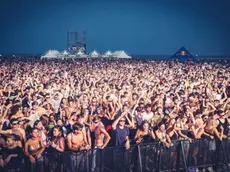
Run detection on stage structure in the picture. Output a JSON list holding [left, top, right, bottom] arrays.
[[67, 31, 86, 54], [169, 47, 198, 63]]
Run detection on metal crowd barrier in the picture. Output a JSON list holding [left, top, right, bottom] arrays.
[[1, 139, 230, 172]]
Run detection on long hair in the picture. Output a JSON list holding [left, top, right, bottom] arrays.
[[51, 125, 64, 138], [33, 120, 40, 128], [139, 120, 149, 131]]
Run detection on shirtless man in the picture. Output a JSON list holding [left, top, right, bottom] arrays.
[[91, 116, 111, 172], [91, 116, 110, 149], [65, 98, 78, 119], [66, 122, 90, 172], [31, 101, 46, 117], [0, 118, 26, 147], [67, 122, 89, 151]]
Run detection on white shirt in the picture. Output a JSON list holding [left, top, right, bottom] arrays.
[[142, 111, 154, 121], [215, 93, 222, 100], [53, 99, 61, 113]]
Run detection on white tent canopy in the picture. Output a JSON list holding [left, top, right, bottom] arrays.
[[61, 50, 70, 55], [41, 50, 60, 59], [113, 50, 132, 58], [102, 50, 113, 58], [59, 50, 70, 58], [89, 50, 100, 58], [75, 49, 86, 57]]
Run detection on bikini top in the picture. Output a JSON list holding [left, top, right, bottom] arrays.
[[28, 142, 41, 152], [157, 130, 166, 141]]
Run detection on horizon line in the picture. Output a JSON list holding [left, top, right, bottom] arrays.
[[0, 52, 230, 57]]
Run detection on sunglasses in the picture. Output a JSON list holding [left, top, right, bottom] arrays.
[[12, 123, 18, 125], [74, 128, 82, 131]]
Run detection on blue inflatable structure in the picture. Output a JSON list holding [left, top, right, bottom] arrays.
[[170, 47, 198, 63]]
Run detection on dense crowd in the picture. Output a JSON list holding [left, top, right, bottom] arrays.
[[0, 59, 230, 172]]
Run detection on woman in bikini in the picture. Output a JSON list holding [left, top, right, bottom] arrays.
[[134, 120, 156, 144], [190, 118, 204, 171], [203, 116, 224, 172], [175, 116, 192, 163], [155, 121, 173, 171], [25, 128, 45, 172], [166, 118, 180, 171], [155, 122, 172, 148], [34, 120, 47, 146], [46, 125, 65, 172]]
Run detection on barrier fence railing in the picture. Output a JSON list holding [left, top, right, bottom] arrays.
[[1, 139, 230, 172]]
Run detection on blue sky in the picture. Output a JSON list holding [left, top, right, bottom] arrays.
[[0, 0, 230, 56]]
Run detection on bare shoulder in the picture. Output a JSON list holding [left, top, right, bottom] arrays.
[[60, 137, 65, 141], [26, 138, 32, 144], [66, 133, 72, 139]]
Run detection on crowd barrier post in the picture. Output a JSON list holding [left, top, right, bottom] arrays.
[[86, 150, 90, 172], [137, 144, 143, 172], [180, 140, 188, 172], [157, 143, 162, 172], [221, 141, 229, 172], [3, 139, 230, 172], [100, 148, 105, 172]]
